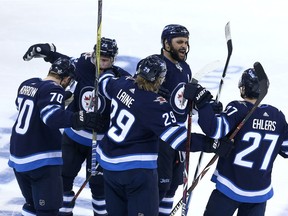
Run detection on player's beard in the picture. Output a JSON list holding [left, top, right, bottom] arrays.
[[170, 46, 187, 62]]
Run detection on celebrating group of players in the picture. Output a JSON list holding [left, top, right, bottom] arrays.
[[8, 24, 288, 216]]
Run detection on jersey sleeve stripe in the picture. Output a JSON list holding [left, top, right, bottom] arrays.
[[41, 104, 62, 124]]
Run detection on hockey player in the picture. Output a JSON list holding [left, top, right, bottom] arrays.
[[22, 38, 130, 216], [183, 67, 288, 216], [96, 54, 230, 216], [156, 24, 192, 215], [8, 57, 105, 216]]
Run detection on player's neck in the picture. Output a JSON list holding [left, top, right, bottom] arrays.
[[244, 98, 257, 104], [44, 75, 61, 85]]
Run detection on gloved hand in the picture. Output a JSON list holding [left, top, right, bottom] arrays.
[[183, 83, 212, 108], [23, 43, 56, 61], [209, 100, 223, 114], [72, 111, 110, 132], [158, 86, 170, 99], [211, 137, 234, 157]]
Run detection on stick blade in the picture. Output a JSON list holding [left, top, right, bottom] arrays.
[[192, 60, 221, 83], [225, 22, 233, 55], [253, 62, 269, 101]]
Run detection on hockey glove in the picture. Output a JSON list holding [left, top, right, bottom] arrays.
[[23, 43, 56, 61], [183, 83, 212, 108], [209, 100, 223, 114], [211, 137, 234, 157], [72, 111, 110, 132]]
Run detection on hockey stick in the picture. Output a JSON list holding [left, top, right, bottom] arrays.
[[186, 22, 233, 213], [170, 62, 269, 216], [91, 0, 103, 177], [181, 60, 221, 107], [215, 21, 233, 102], [193, 60, 221, 83], [180, 60, 221, 215], [70, 0, 103, 205], [181, 99, 193, 216]]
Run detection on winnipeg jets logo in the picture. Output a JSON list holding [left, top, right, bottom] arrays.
[[177, 91, 185, 106], [80, 86, 106, 113], [83, 92, 94, 111], [170, 82, 187, 114], [154, 96, 167, 104]]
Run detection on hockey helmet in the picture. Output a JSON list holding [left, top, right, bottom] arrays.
[[238, 68, 264, 99], [136, 55, 167, 82], [94, 37, 118, 58], [49, 57, 76, 79], [161, 24, 189, 45]]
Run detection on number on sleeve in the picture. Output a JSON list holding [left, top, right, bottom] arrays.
[[163, 111, 177, 126], [50, 92, 63, 103], [224, 105, 238, 116]]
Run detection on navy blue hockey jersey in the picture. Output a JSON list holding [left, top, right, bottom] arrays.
[[161, 56, 192, 124], [9, 78, 74, 172], [96, 73, 209, 171], [64, 53, 130, 146], [198, 100, 288, 203]]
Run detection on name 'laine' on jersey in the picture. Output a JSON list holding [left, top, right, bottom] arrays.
[[116, 89, 135, 108]]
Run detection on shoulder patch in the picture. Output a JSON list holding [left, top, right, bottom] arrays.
[[154, 96, 167, 105]]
